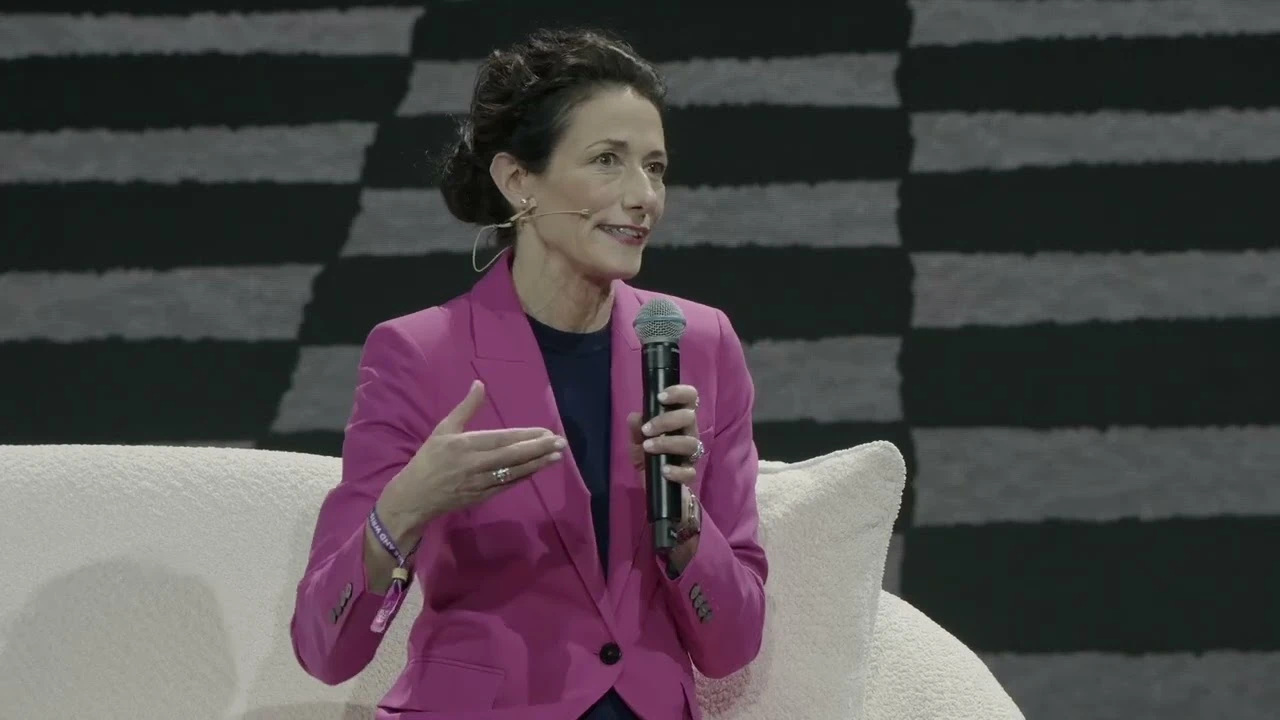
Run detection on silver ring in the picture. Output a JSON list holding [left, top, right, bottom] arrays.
[[491, 467, 511, 484], [687, 439, 706, 465]]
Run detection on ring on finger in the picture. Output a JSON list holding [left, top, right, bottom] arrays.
[[491, 466, 511, 484], [687, 439, 706, 465]]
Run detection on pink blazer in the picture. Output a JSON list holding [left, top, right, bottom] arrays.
[[290, 258, 768, 719]]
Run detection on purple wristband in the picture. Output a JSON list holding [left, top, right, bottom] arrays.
[[368, 507, 419, 565], [367, 507, 420, 633]]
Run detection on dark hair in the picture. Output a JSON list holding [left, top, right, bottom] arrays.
[[438, 28, 667, 243]]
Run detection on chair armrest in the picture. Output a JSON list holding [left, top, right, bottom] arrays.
[[862, 590, 1024, 720]]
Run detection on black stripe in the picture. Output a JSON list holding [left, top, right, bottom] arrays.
[[299, 248, 911, 345], [900, 517, 1280, 652], [901, 35, 1280, 112], [364, 107, 910, 188], [410, 0, 910, 60], [902, 320, 1280, 426], [0, 56, 409, 131], [900, 162, 1280, 252], [260, 421, 918, 531], [259, 430, 343, 457], [0, 183, 359, 271], [0, 341, 297, 443]]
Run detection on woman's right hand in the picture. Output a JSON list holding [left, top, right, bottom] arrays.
[[376, 380, 565, 530]]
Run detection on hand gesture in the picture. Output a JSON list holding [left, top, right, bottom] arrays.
[[380, 380, 565, 524]]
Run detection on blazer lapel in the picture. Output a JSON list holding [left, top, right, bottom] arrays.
[[466, 260, 611, 622], [605, 285, 648, 609]]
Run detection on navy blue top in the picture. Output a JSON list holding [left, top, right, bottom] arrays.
[[527, 315, 641, 720]]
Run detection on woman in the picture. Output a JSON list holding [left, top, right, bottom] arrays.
[[290, 28, 768, 720]]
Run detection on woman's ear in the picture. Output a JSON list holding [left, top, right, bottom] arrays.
[[489, 152, 529, 213]]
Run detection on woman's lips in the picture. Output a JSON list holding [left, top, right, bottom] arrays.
[[599, 224, 649, 246]]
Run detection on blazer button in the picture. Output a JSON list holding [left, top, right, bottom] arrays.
[[598, 642, 622, 665]]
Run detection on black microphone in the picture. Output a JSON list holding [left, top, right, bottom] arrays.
[[633, 298, 688, 553]]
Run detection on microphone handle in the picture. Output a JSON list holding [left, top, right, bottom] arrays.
[[642, 341, 683, 552]]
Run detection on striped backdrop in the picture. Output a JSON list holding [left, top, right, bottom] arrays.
[[3, 2, 1279, 717]]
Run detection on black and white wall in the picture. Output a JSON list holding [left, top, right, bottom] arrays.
[[3, 2, 1278, 717]]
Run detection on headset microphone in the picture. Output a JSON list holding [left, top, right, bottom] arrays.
[[471, 205, 594, 272], [524, 209, 592, 219]]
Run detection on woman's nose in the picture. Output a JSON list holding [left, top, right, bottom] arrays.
[[622, 168, 659, 213]]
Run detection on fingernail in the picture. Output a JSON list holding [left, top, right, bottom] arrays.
[[550, 451, 562, 461], [643, 439, 656, 451], [553, 437, 566, 449], [642, 423, 653, 435], [661, 465, 672, 477], [658, 391, 668, 402]]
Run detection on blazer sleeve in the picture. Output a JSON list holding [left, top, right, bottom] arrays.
[[655, 309, 769, 679], [290, 322, 437, 685]]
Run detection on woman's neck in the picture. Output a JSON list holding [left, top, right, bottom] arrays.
[[510, 240, 613, 333]]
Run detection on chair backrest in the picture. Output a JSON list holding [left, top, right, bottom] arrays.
[[1, 442, 1020, 720], [0, 444, 413, 719]]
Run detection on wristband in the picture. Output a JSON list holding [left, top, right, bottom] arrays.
[[367, 507, 421, 633]]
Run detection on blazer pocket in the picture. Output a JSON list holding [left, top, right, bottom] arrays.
[[381, 657, 505, 713]]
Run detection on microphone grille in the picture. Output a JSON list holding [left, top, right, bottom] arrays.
[[633, 298, 687, 344]]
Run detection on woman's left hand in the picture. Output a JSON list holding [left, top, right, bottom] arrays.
[[627, 384, 703, 484]]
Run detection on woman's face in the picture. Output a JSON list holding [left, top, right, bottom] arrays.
[[515, 86, 667, 282]]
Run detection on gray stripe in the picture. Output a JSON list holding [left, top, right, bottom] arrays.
[[983, 651, 1280, 720], [0, 124, 376, 183], [911, 0, 1280, 46], [272, 346, 363, 433], [911, 110, 1280, 173], [661, 53, 899, 108], [343, 182, 900, 256], [0, 9, 421, 58], [912, 427, 1280, 526], [397, 53, 899, 114], [0, 265, 320, 341], [271, 336, 902, 432], [746, 336, 902, 423], [912, 251, 1280, 327]]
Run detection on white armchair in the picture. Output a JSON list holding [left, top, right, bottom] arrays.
[[0, 444, 1021, 719]]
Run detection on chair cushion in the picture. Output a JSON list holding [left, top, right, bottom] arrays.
[[695, 440, 907, 720]]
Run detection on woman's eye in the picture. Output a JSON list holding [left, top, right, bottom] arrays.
[[595, 152, 619, 166], [647, 162, 667, 177]]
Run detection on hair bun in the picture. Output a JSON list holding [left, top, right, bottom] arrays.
[[439, 136, 489, 225]]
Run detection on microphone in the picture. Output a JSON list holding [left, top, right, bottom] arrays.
[[633, 298, 688, 553], [518, 207, 592, 221], [529, 208, 591, 218], [472, 206, 593, 272]]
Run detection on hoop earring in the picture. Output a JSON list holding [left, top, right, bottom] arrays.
[[472, 197, 535, 273]]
